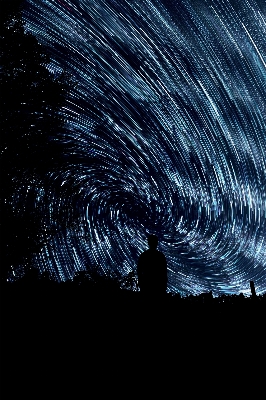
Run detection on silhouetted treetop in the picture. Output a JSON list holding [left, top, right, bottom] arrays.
[[0, 0, 73, 281], [1, 0, 70, 179]]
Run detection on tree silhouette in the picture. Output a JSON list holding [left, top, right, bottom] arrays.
[[0, 0, 73, 281]]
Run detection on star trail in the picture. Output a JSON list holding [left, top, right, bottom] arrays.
[[21, 0, 266, 296]]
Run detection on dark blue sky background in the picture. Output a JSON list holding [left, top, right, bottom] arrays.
[[21, 0, 266, 296]]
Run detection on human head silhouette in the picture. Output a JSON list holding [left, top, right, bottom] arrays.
[[148, 234, 158, 250]]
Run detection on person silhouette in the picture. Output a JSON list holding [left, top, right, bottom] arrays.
[[137, 234, 167, 296]]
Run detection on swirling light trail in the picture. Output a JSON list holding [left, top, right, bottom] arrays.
[[21, 0, 266, 296]]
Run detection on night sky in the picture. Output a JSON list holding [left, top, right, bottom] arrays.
[[20, 0, 266, 296]]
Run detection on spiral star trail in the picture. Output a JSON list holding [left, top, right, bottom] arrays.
[[20, 0, 266, 296]]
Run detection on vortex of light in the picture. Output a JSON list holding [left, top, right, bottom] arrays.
[[20, 0, 266, 296]]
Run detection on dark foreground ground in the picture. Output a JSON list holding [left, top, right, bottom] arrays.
[[1, 284, 265, 396]]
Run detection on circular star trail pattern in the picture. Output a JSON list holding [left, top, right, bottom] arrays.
[[22, 0, 266, 296]]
